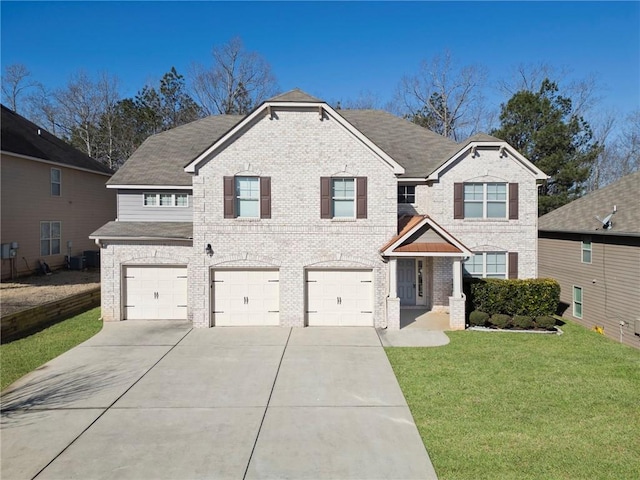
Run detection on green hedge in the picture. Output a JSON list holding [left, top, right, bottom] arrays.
[[468, 278, 560, 317]]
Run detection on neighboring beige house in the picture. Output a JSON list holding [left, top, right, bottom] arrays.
[[538, 171, 640, 348], [91, 89, 547, 330], [1, 105, 116, 280]]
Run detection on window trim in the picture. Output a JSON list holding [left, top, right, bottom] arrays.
[[51, 168, 61, 197], [40, 221, 61, 256], [463, 252, 508, 279], [462, 182, 507, 219], [573, 285, 583, 319], [581, 238, 592, 264], [235, 176, 260, 218], [331, 177, 356, 219], [397, 185, 416, 204], [143, 193, 189, 207]]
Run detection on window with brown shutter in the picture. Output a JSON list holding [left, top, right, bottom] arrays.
[[508, 252, 518, 279], [223, 176, 235, 218], [454, 183, 464, 219], [509, 183, 519, 220], [260, 177, 271, 219], [320, 177, 331, 218], [356, 177, 367, 219]]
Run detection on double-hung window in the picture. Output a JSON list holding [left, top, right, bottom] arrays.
[[463, 183, 506, 219], [581, 238, 592, 264], [397, 185, 416, 204], [573, 286, 583, 318], [51, 168, 61, 196], [463, 252, 507, 279], [40, 221, 61, 256], [236, 176, 260, 218], [143, 193, 189, 207], [332, 178, 355, 218]]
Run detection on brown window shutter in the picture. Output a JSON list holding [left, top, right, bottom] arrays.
[[320, 177, 331, 218], [260, 177, 271, 219], [508, 252, 518, 279], [223, 176, 235, 218], [454, 183, 464, 219], [509, 183, 519, 220], [356, 177, 368, 219]]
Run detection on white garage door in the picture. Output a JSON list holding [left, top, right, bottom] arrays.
[[124, 266, 187, 320], [306, 269, 373, 326], [211, 269, 279, 326]]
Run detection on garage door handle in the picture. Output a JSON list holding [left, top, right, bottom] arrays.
[[154, 292, 159, 299], [337, 297, 342, 305]]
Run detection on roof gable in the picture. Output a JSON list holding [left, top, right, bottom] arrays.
[[538, 171, 640, 236], [266, 88, 323, 103], [1, 105, 112, 175], [381, 215, 471, 256]]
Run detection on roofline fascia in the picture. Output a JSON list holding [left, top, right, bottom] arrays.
[[426, 142, 549, 181], [1, 150, 113, 177], [107, 184, 193, 190], [386, 251, 467, 257], [184, 101, 406, 175], [90, 235, 193, 242], [397, 177, 428, 183], [538, 228, 640, 238]]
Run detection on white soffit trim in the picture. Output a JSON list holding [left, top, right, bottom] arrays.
[[2, 150, 112, 177], [427, 142, 549, 181], [184, 101, 406, 175], [382, 216, 472, 256], [107, 184, 193, 190]]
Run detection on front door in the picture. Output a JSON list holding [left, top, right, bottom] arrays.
[[398, 259, 416, 305]]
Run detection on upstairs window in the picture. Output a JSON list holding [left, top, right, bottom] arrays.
[[40, 221, 61, 256], [236, 176, 260, 218], [143, 193, 189, 207], [455, 183, 518, 220], [51, 168, 61, 196], [581, 238, 592, 264], [223, 176, 271, 219], [320, 177, 367, 219], [398, 185, 416, 204], [332, 178, 355, 218]]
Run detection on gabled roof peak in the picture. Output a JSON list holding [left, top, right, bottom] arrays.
[[266, 88, 324, 103]]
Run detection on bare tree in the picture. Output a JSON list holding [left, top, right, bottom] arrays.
[[190, 37, 278, 115], [397, 51, 487, 140], [334, 90, 384, 110], [1, 63, 39, 113], [25, 84, 60, 134]]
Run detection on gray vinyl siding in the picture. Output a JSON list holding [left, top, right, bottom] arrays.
[[538, 232, 640, 349], [117, 190, 193, 222]]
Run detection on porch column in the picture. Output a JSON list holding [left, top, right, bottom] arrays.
[[452, 258, 462, 298], [389, 257, 398, 297]]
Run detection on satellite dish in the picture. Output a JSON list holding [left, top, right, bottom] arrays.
[[595, 206, 616, 230]]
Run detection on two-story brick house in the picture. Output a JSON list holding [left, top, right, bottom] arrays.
[[90, 89, 547, 329]]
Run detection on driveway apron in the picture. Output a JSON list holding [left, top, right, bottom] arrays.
[[1, 323, 437, 480]]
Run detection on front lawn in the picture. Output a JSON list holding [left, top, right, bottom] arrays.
[[1, 307, 103, 391], [386, 321, 640, 480]]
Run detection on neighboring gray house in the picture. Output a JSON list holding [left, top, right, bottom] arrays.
[[1, 105, 116, 279], [91, 89, 547, 329], [539, 171, 640, 348]]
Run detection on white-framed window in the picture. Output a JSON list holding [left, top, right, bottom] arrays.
[[464, 183, 507, 219], [332, 178, 355, 218], [398, 185, 416, 204], [40, 221, 61, 256], [463, 252, 507, 279], [573, 286, 583, 319], [51, 168, 61, 196], [143, 193, 189, 207], [235, 176, 260, 218], [581, 238, 592, 264]]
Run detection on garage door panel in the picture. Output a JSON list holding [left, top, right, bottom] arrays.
[[124, 266, 188, 320]]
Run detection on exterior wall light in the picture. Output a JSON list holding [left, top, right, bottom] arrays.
[[205, 244, 214, 257]]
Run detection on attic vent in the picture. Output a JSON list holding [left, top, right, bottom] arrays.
[[37, 129, 41, 135]]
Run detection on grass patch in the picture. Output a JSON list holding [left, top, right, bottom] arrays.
[[1, 307, 103, 391], [386, 321, 640, 480]]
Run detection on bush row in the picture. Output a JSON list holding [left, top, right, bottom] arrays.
[[467, 278, 560, 317], [469, 310, 557, 330]]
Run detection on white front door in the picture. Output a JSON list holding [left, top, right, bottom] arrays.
[[211, 269, 280, 326], [306, 269, 373, 326], [123, 266, 188, 320], [397, 259, 416, 305]]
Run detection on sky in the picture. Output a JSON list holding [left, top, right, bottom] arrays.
[[1, 1, 639, 127]]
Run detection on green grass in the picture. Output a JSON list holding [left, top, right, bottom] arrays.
[[1, 307, 103, 391], [386, 321, 640, 480]]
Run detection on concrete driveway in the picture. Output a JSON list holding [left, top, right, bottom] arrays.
[[1, 322, 438, 480]]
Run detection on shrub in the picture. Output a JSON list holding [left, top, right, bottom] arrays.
[[535, 316, 557, 330], [490, 314, 512, 329], [469, 310, 490, 327], [469, 278, 560, 317], [512, 315, 534, 329]]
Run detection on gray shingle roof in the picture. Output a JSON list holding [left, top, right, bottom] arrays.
[[108, 115, 242, 186], [538, 171, 640, 236], [90, 221, 193, 239], [267, 88, 323, 103], [1, 105, 113, 175], [338, 110, 458, 177]]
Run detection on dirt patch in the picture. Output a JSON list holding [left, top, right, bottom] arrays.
[[1, 270, 100, 316]]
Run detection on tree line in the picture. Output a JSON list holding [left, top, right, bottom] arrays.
[[2, 39, 637, 215]]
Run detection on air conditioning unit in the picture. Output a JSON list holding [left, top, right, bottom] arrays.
[[69, 256, 86, 271]]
